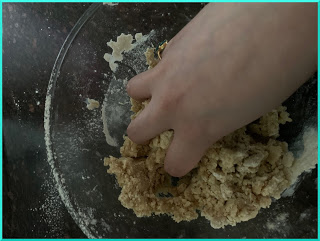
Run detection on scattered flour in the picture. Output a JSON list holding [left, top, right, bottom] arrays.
[[282, 127, 318, 197], [299, 209, 312, 221], [290, 128, 317, 184], [277, 213, 289, 222], [266, 213, 289, 231], [103, 2, 118, 6], [29, 178, 64, 237], [122, 78, 128, 88], [45, 43, 98, 238]]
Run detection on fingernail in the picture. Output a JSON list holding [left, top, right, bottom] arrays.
[[164, 164, 183, 178]]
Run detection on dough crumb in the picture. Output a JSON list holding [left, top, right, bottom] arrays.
[[135, 33, 143, 42], [104, 33, 134, 72], [86, 98, 100, 110], [144, 48, 159, 69]]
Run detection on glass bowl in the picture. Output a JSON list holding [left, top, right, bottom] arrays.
[[44, 3, 317, 238]]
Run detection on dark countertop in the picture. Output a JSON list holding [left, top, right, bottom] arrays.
[[3, 3, 317, 239], [3, 3, 90, 238]]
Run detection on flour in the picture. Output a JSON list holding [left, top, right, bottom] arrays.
[[277, 213, 289, 222], [39, 179, 64, 236], [45, 56, 96, 239], [101, 219, 112, 232], [299, 208, 312, 221], [282, 127, 318, 197], [266, 213, 289, 231], [122, 78, 128, 88], [266, 222, 277, 231], [29, 178, 64, 237], [290, 128, 317, 183], [103, 2, 118, 6]]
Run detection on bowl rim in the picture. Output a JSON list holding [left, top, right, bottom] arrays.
[[44, 3, 102, 238]]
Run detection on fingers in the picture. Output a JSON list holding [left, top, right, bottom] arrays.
[[127, 100, 169, 144], [126, 68, 157, 101], [164, 129, 211, 177]]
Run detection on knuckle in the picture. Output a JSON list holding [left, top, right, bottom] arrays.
[[158, 98, 171, 111], [157, 92, 183, 113], [180, 123, 203, 140]]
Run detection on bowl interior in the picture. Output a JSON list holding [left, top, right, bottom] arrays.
[[47, 3, 317, 238]]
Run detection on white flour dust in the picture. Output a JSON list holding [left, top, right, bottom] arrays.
[[282, 127, 318, 197], [45, 67, 96, 238], [299, 208, 312, 221], [29, 178, 64, 237], [266, 213, 289, 231], [103, 2, 118, 6], [290, 128, 317, 183]]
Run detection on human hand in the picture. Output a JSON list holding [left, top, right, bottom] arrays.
[[126, 3, 317, 177]]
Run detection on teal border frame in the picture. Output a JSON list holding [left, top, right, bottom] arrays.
[[1, 0, 318, 240], [0, 1, 2, 240]]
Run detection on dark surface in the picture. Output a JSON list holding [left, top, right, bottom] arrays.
[[3, 3, 89, 238], [2, 2, 318, 239]]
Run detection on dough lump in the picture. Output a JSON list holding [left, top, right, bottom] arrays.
[[86, 98, 100, 110], [104, 48, 294, 229]]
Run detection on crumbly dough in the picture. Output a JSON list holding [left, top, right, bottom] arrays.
[[103, 33, 145, 72], [135, 33, 143, 42], [144, 48, 159, 69], [104, 48, 295, 229], [103, 33, 134, 72]]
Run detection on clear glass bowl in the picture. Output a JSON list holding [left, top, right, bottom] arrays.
[[45, 3, 317, 238]]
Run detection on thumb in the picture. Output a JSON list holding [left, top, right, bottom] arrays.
[[164, 129, 211, 177]]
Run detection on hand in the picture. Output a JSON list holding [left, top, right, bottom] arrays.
[[126, 3, 317, 177]]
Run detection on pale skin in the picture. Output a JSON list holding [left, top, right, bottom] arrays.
[[126, 3, 317, 177]]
